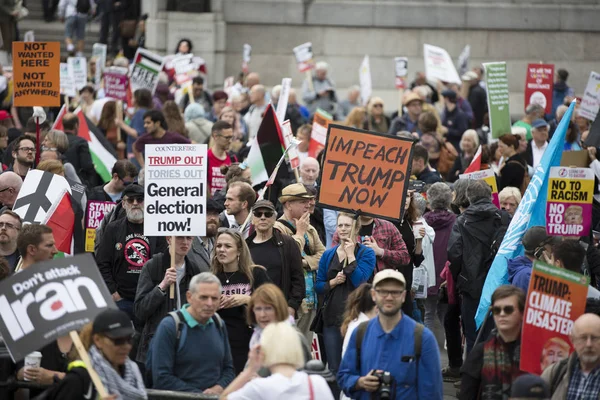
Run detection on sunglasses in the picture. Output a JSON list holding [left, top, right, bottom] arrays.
[[125, 196, 144, 204], [108, 335, 133, 346], [492, 305, 515, 316], [254, 210, 274, 218]]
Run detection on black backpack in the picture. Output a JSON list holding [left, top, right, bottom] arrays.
[[76, 0, 91, 14], [481, 211, 511, 274]]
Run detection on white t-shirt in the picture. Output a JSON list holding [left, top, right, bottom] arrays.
[[227, 371, 334, 400]]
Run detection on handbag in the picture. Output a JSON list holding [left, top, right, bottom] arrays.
[[119, 19, 138, 39], [437, 140, 458, 177], [309, 289, 333, 334]]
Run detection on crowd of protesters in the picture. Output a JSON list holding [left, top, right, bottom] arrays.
[[0, 19, 598, 399]]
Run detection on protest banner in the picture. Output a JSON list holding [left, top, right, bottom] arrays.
[[308, 108, 332, 158], [293, 42, 314, 73], [130, 48, 165, 95], [317, 124, 414, 221], [521, 261, 588, 375], [67, 56, 87, 91], [170, 53, 200, 86], [579, 71, 600, 121], [525, 63, 554, 114], [12, 42, 60, 107], [0, 253, 116, 362], [85, 201, 116, 252], [281, 120, 300, 171], [394, 57, 408, 89], [457, 45, 470, 77], [103, 68, 128, 102], [484, 62, 511, 138], [546, 167, 593, 237], [59, 62, 75, 98], [359, 55, 372, 106], [423, 44, 461, 84], [276, 77, 292, 124], [311, 334, 322, 361], [242, 43, 251, 73], [459, 169, 500, 209], [92, 43, 107, 70]]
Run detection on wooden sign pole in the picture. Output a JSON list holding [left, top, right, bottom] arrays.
[[69, 331, 109, 398], [170, 236, 176, 299]]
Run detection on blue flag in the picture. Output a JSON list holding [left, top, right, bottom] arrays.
[[475, 100, 577, 328]]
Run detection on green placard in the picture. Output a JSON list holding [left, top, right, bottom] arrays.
[[484, 62, 512, 138]]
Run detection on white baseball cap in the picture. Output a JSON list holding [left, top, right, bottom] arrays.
[[373, 269, 406, 288]]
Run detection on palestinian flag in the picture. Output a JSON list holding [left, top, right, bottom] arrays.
[[130, 48, 165, 95], [53, 105, 118, 182], [246, 105, 285, 185]]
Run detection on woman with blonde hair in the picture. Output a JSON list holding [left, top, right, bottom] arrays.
[[364, 97, 390, 133], [343, 106, 366, 129], [212, 228, 271, 373], [163, 100, 188, 137], [498, 186, 521, 216], [447, 129, 480, 182], [219, 106, 246, 152], [220, 322, 333, 399]]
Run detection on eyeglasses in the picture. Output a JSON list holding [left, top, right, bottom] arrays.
[[125, 196, 144, 204], [18, 147, 36, 153], [573, 335, 600, 345], [254, 210, 274, 218], [373, 104, 383, 108], [107, 335, 133, 346], [492, 305, 515, 316], [0, 222, 18, 230], [375, 289, 405, 298], [217, 134, 233, 141]]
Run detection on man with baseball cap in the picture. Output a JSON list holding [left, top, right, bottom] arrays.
[[388, 92, 423, 136], [274, 183, 325, 342], [510, 374, 550, 400], [508, 226, 558, 293], [338, 269, 443, 399], [524, 119, 549, 171]]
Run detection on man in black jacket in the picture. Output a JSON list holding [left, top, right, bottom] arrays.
[[134, 235, 204, 364], [87, 160, 138, 203], [246, 200, 305, 317], [448, 180, 510, 354], [62, 113, 99, 187], [96, 184, 167, 320]]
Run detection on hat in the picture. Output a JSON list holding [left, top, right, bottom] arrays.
[[510, 374, 550, 399], [0, 110, 11, 121], [278, 183, 314, 204], [522, 226, 558, 256], [532, 119, 549, 129], [206, 198, 224, 213], [441, 89, 457, 101], [92, 309, 135, 339], [122, 183, 144, 198], [403, 92, 423, 106], [461, 71, 478, 82], [213, 90, 229, 102], [373, 269, 406, 288], [252, 199, 276, 212]]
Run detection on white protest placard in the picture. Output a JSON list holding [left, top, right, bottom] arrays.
[[282, 120, 300, 169], [242, 43, 251, 72], [293, 42, 314, 73], [276, 78, 292, 124], [60, 62, 75, 97], [144, 144, 207, 236], [67, 56, 88, 90], [394, 57, 408, 89], [579, 71, 600, 121], [92, 43, 107, 69], [130, 48, 165, 95], [457, 45, 470, 77], [359, 55, 372, 106], [424, 44, 461, 84], [23, 31, 34, 43]]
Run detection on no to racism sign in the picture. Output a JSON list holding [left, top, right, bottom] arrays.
[[546, 167, 593, 237]]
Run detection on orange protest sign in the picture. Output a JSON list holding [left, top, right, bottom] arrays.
[[317, 125, 414, 221], [12, 42, 60, 107]]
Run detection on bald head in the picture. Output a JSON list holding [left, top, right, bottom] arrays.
[[572, 313, 600, 336], [245, 72, 260, 89], [300, 157, 320, 186], [571, 313, 600, 371], [0, 172, 22, 208], [249, 84, 265, 105]]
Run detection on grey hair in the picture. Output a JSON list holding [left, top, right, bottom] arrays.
[[348, 85, 360, 93], [427, 182, 453, 210], [189, 272, 222, 293], [466, 179, 492, 204], [137, 168, 145, 187], [413, 193, 427, 217], [271, 85, 282, 101], [525, 103, 544, 116], [556, 105, 569, 120], [316, 61, 328, 71], [452, 179, 471, 210]]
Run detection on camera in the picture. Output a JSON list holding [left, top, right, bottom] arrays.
[[371, 370, 394, 399]]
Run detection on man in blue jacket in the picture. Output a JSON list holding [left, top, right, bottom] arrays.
[[508, 226, 558, 293], [337, 269, 443, 399]]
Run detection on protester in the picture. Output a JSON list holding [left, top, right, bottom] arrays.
[[179, 76, 213, 113], [410, 72, 440, 103], [96, 184, 168, 319], [441, 89, 470, 152], [541, 313, 600, 399], [463, 71, 488, 129], [339, 85, 361, 118], [9, 135, 36, 180], [343, 106, 366, 129], [550, 69, 574, 120], [61, 113, 100, 186], [219, 106, 246, 147], [550, 239, 586, 274], [184, 103, 213, 144], [524, 119, 549, 171], [364, 97, 389, 133], [243, 84, 267, 141], [302, 61, 338, 116], [498, 134, 528, 192], [188, 198, 223, 271], [513, 104, 544, 141], [88, 160, 138, 202], [0, 171, 22, 210], [498, 187, 522, 217], [16, 224, 57, 271], [337, 269, 443, 399], [208, 121, 237, 196], [117, 89, 153, 161], [58, 0, 94, 56], [150, 272, 235, 393], [460, 285, 526, 400], [389, 92, 423, 136], [564, 120, 582, 151], [162, 100, 188, 137], [222, 181, 256, 238], [133, 110, 191, 167], [220, 322, 333, 399], [246, 200, 305, 317], [411, 144, 443, 184], [418, 111, 457, 177], [212, 228, 270, 373], [295, 124, 311, 164], [316, 212, 376, 375], [0, 209, 19, 272], [448, 179, 510, 353], [510, 374, 550, 400], [299, 157, 320, 187], [448, 129, 480, 181]]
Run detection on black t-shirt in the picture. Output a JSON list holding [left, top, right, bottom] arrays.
[[16, 340, 71, 397], [118, 222, 153, 300], [248, 239, 282, 287], [5, 249, 19, 273]]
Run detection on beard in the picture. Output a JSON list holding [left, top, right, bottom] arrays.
[[17, 155, 33, 167], [126, 207, 144, 223], [580, 352, 599, 364], [377, 302, 402, 317]]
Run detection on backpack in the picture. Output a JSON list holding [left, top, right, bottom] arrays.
[[507, 160, 530, 196], [145, 310, 225, 388], [76, 0, 91, 14], [478, 211, 511, 283]]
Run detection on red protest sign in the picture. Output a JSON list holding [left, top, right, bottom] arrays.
[[525, 63, 554, 114], [520, 261, 588, 375]]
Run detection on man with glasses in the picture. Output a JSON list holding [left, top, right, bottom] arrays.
[[96, 184, 167, 320], [9, 136, 36, 180], [0, 171, 22, 211], [338, 269, 443, 399], [542, 313, 600, 399], [460, 285, 526, 400], [208, 121, 237, 196], [15, 224, 57, 271], [246, 200, 305, 317], [0, 210, 21, 272], [88, 160, 139, 202]]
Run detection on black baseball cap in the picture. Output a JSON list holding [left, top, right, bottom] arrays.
[[92, 309, 134, 339], [207, 198, 224, 213], [522, 226, 559, 256], [510, 374, 550, 399], [122, 183, 144, 198]]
